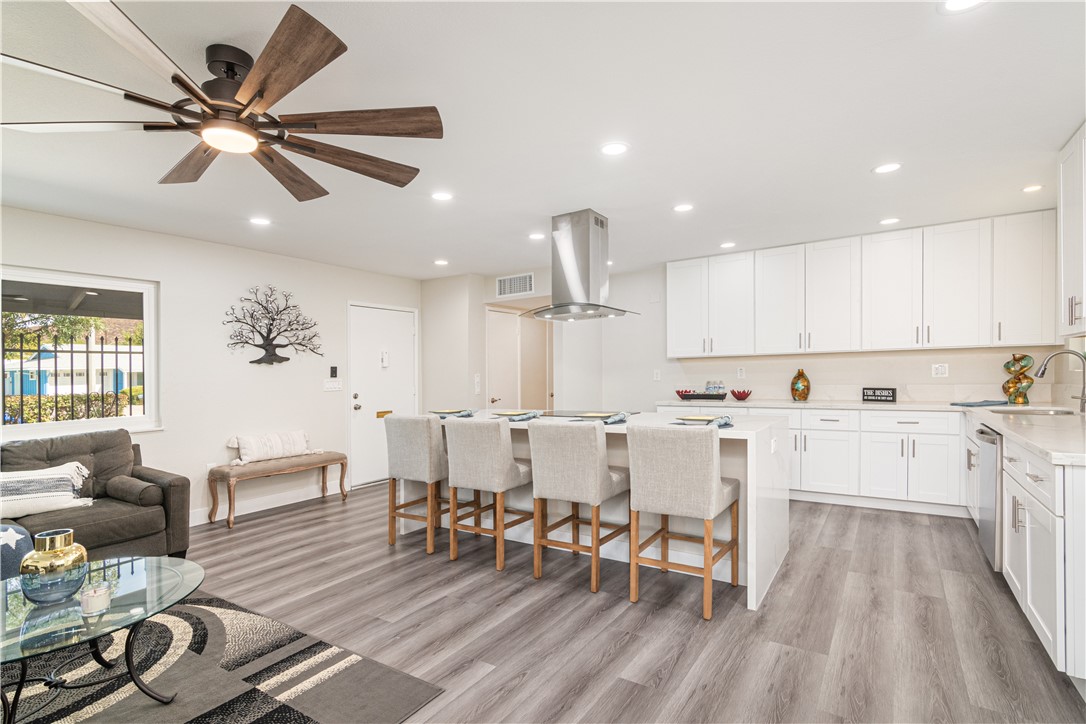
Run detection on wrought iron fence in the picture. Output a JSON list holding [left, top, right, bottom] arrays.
[[1, 334, 144, 425]]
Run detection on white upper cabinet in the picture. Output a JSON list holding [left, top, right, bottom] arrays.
[[923, 219, 992, 348], [993, 211, 1056, 345], [755, 244, 805, 354], [708, 252, 755, 356], [861, 228, 924, 350], [1058, 123, 1085, 336], [666, 258, 709, 358], [805, 237, 861, 352]]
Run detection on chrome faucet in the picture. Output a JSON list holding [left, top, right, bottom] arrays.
[[1035, 349, 1086, 414]]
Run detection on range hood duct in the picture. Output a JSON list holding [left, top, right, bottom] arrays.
[[524, 208, 637, 322]]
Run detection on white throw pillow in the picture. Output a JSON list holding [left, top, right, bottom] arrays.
[[226, 430, 315, 465], [0, 461, 94, 518]]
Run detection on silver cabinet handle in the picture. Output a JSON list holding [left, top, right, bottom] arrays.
[[997, 321, 1002, 341], [900, 438, 905, 457], [1071, 296, 1076, 326], [1025, 472, 1045, 483], [1013, 496, 1025, 532], [1011, 494, 1018, 532], [710, 337, 714, 353], [703, 338, 706, 353], [803, 434, 807, 452], [819, 418, 840, 422], [926, 325, 931, 344], [1074, 295, 1083, 323], [794, 434, 798, 452], [896, 421, 920, 425], [798, 332, 802, 350], [912, 439, 916, 458], [1006, 456, 1020, 463], [966, 449, 975, 470], [807, 332, 811, 349], [915, 326, 920, 344]]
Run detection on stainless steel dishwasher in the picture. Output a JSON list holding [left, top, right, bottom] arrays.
[[976, 424, 1003, 571]]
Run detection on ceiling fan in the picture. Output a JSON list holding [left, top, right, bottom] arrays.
[[1, 2, 443, 201]]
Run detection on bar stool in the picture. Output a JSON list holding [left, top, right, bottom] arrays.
[[384, 414, 453, 554], [444, 417, 534, 570], [527, 420, 630, 592], [627, 424, 740, 620]]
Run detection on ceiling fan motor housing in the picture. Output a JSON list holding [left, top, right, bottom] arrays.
[[202, 44, 253, 104]]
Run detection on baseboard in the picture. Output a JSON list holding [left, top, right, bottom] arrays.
[[789, 490, 971, 518]]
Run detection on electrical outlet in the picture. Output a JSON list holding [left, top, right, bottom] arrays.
[[932, 363, 949, 378], [736, 367, 746, 379], [652, 369, 661, 381]]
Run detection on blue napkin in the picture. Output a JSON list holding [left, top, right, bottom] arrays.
[[603, 412, 629, 425], [508, 410, 541, 422], [950, 400, 1007, 407], [452, 409, 475, 418], [710, 415, 733, 428]]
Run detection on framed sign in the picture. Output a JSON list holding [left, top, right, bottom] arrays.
[[862, 387, 897, 403]]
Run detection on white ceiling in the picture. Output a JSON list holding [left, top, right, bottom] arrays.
[[1, 2, 1083, 280]]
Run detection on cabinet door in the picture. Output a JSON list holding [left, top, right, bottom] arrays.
[[993, 211, 1056, 345], [923, 219, 992, 348], [801, 430, 859, 495], [805, 237, 861, 352], [965, 438, 980, 524], [859, 432, 908, 500], [755, 245, 805, 354], [666, 258, 709, 357], [789, 429, 802, 491], [708, 252, 754, 355], [1058, 124, 1085, 336], [1003, 474, 1026, 604], [907, 434, 960, 505], [1021, 488, 1066, 667], [861, 229, 923, 350]]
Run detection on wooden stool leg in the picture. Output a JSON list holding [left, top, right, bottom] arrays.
[[571, 502, 580, 555], [227, 479, 237, 529], [661, 513, 670, 573], [590, 505, 601, 593], [449, 487, 459, 561], [630, 508, 640, 603], [387, 478, 397, 546], [473, 490, 482, 537], [703, 518, 714, 620], [495, 491, 506, 571], [339, 461, 348, 501], [321, 465, 328, 497], [426, 482, 437, 555], [207, 477, 218, 523], [533, 498, 543, 580], [731, 499, 740, 587]]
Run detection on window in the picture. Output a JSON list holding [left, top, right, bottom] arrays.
[[1, 266, 158, 435]]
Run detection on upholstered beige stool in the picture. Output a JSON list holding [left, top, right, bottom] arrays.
[[527, 420, 630, 592], [627, 424, 740, 620], [444, 418, 534, 570]]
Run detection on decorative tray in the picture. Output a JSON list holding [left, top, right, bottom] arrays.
[[676, 393, 728, 401]]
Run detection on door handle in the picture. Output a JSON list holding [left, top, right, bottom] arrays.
[[490, 397, 501, 404], [353, 404, 362, 410]]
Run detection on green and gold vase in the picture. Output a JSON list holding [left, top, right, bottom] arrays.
[[791, 369, 810, 402], [19, 529, 88, 604], [1002, 354, 1034, 405]]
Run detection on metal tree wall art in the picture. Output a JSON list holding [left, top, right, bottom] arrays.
[[224, 286, 323, 364]]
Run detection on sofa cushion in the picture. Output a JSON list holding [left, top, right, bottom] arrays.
[[16, 498, 165, 551], [106, 475, 164, 507], [1, 429, 134, 497]]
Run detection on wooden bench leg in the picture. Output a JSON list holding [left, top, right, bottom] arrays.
[[321, 465, 328, 497], [207, 477, 218, 523], [388, 477, 397, 546], [339, 461, 348, 501], [227, 479, 237, 529], [630, 508, 639, 602]]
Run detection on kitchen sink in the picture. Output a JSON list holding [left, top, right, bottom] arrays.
[[987, 408, 1077, 416]]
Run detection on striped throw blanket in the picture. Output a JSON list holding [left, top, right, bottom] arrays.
[[0, 461, 93, 518]]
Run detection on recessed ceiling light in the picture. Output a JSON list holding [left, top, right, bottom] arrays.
[[529, 233, 545, 240], [873, 162, 902, 174], [942, 0, 984, 12], [607, 260, 614, 266], [673, 204, 693, 212], [84, 291, 99, 296], [1022, 185, 1043, 193], [434, 259, 449, 266], [720, 242, 736, 249], [431, 192, 453, 201], [600, 141, 629, 156], [586, 309, 596, 314], [607, 314, 616, 318], [880, 218, 900, 225], [567, 318, 575, 322], [544, 314, 552, 319], [249, 217, 271, 225], [12, 296, 29, 302]]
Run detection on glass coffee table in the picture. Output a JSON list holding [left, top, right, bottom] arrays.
[[1, 556, 204, 724]]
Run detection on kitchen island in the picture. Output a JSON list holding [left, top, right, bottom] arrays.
[[399, 411, 791, 610]]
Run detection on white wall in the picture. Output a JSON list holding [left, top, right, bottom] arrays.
[[419, 274, 487, 413], [600, 264, 1066, 412], [1, 207, 420, 526]]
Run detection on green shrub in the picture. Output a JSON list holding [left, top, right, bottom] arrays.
[[121, 386, 144, 402], [4, 391, 131, 424]]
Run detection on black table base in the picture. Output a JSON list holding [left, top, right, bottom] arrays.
[[1, 620, 173, 724]]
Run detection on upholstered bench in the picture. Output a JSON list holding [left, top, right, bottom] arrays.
[[207, 452, 348, 528]]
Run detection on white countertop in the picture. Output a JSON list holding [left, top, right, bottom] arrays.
[[658, 398, 971, 412], [470, 410, 788, 438]]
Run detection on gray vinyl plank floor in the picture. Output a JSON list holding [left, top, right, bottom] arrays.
[[188, 487, 1086, 724]]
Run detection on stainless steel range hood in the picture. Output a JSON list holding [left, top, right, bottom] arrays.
[[524, 208, 636, 322]]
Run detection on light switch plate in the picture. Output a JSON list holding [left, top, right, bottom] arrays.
[[931, 363, 949, 378], [652, 369, 661, 381], [323, 378, 343, 391], [736, 367, 746, 379]]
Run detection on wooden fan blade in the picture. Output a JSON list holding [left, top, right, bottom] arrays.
[[280, 135, 419, 187], [159, 142, 219, 184], [68, 1, 212, 106], [2, 121, 176, 133], [252, 146, 328, 202], [276, 107, 443, 139], [235, 5, 347, 116]]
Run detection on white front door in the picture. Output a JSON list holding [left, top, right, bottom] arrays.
[[486, 309, 520, 409], [349, 304, 417, 486]]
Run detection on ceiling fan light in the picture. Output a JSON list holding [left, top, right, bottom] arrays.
[[201, 119, 258, 154]]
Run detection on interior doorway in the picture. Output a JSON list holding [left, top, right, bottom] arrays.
[[485, 307, 552, 410]]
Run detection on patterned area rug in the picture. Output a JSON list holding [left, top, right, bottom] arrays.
[[1, 590, 442, 723]]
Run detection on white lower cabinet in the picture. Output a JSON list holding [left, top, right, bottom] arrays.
[[801, 430, 859, 495], [859, 432, 909, 499], [1003, 473, 1065, 668], [859, 432, 959, 503]]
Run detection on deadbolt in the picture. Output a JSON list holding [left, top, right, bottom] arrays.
[[353, 404, 362, 410], [352, 393, 359, 399]]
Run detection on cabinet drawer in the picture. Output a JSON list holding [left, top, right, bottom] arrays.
[[860, 410, 961, 435], [1004, 440, 1062, 516], [801, 410, 859, 431], [748, 407, 802, 427]]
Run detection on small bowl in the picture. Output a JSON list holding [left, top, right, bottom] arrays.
[[731, 389, 752, 401]]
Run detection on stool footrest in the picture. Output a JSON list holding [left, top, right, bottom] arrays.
[[544, 514, 575, 534], [635, 556, 705, 576], [537, 537, 592, 554], [599, 524, 631, 546], [395, 496, 428, 511], [396, 512, 428, 523], [638, 527, 666, 553]]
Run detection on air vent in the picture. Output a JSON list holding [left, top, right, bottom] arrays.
[[496, 273, 535, 297]]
